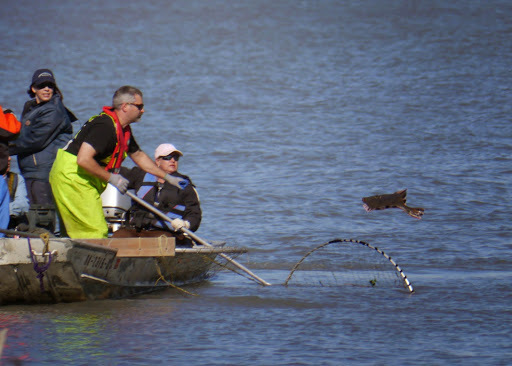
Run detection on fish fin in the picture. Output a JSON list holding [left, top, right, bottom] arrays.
[[395, 189, 407, 204], [401, 205, 424, 219], [363, 203, 373, 212]]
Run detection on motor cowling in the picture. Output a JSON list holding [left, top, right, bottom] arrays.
[[101, 184, 133, 233]]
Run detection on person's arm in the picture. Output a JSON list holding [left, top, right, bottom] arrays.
[[129, 150, 167, 179], [76, 142, 111, 182], [77, 142, 130, 193], [10, 174, 29, 216], [181, 185, 202, 231], [10, 106, 66, 155], [131, 150, 189, 190]]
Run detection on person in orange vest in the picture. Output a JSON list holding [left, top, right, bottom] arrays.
[[49, 86, 188, 239], [0, 106, 22, 236]]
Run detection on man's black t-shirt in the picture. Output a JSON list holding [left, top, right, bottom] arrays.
[[65, 114, 140, 166]]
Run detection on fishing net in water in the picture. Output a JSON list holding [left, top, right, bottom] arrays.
[[204, 250, 252, 280], [284, 239, 414, 293]]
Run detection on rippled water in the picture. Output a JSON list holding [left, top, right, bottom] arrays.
[[1, 0, 511, 364]]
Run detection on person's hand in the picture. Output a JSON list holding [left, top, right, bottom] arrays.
[[171, 218, 190, 232], [108, 173, 129, 194], [164, 174, 188, 189]]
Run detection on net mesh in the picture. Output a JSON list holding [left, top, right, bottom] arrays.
[[284, 239, 414, 293], [205, 252, 261, 282]]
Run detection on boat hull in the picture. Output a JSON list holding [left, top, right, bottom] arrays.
[[0, 237, 236, 305]]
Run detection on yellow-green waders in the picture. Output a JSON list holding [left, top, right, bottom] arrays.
[[49, 149, 108, 238]]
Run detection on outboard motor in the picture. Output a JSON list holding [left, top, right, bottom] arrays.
[[101, 184, 134, 234]]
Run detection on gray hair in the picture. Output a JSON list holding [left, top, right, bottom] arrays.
[[112, 86, 143, 109]]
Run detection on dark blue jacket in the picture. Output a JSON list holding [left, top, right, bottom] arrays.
[[10, 94, 75, 180]]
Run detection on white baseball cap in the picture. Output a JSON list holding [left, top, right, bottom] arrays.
[[154, 143, 183, 160]]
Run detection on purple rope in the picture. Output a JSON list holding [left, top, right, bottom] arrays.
[[27, 237, 53, 292]]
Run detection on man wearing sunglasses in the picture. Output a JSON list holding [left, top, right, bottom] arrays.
[[9, 69, 77, 210], [49, 86, 188, 238], [113, 143, 201, 246]]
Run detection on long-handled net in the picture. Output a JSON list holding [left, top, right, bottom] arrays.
[[284, 239, 414, 293]]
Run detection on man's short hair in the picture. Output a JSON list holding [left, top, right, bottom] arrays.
[[112, 86, 143, 109]]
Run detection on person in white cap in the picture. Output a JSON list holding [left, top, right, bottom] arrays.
[[49, 86, 187, 238], [114, 143, 201, 245]]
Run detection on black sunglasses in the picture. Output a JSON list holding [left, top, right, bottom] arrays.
[[128, 103, 144, 111], [35, 82, 55, 90], [159, 154, 180, 161]]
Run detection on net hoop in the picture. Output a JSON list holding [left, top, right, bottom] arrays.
[[284, 238, 414, 293]]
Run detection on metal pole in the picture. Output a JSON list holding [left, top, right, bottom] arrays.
[[124, 190, 271, 286]]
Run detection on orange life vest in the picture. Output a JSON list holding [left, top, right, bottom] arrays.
[[0, 105, 21, 175], [99, 107, 132, 171], [0, 105, 21, 138]]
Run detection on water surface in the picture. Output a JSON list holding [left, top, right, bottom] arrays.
[[0, 0, 511, 364]]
